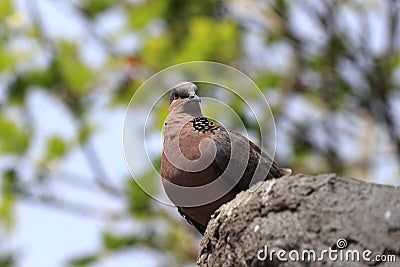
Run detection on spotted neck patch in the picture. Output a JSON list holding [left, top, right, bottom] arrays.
[[192, 117, 218, 133]]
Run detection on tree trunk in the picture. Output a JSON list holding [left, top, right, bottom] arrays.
[[197, 174, 400, 266]]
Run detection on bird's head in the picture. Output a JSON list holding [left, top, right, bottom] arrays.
[[169, 82, 202, 116]]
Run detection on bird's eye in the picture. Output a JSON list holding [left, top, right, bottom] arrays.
[[174, 94, 179, 100]]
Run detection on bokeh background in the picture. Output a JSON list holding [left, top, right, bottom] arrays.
[[0, 0, 399, 266]]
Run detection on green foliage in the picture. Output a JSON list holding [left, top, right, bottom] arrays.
[[127, 0, 169, 29], [8, 69, 56, 104], [79, 0, 111, 18], [0, 169, 17, 231], [126, 175, 156, 219], [0, 194, 14, 231], [0, 117, 29, 155], [0, 48, 14, 73], [141, 16, 240, 69], [103, 232, 145, 250], [141, 34, 174, 69], [101, 223, 196, 265], [129, 0, 239, 70], [390, 52, 400, 72], [56, 41, 94, 98], [68, 254, 98, 267], [175, 17, 239, 62], [78, 124, 97, 144], [0, 253, 15, 267], [255, 73, 284, 92], [164, 225, 197, 264], [153, 101, 169, 132], [0, 0, 12, 19], [8, 76, 30, 105], [44, 136, 69, 161]]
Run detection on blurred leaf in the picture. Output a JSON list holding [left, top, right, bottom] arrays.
[[266, 31, 284, 44], [8, 69, 56, 104], [273, 0, 288, 17], [103, 232, 152, 250], [0, 169, 17, 231], [142, 34, 174, 69], [0, 253, 15, 267], [0, 195, 14, 231], [0, 48, 14, 73], [389, 52, 400, 71], [175, 17, 239, 63], [7, 76, 28, 105], [306, 54, 329, 72], [1, 169, 17, 193], [0, 117, 29, 155], [293, 138, 313, 164], [152, 156, 162, 173], [45, 136, 69, 161], [111, 77, 145, 106], [165, 228, 197, 264], [163, 0, 222, 33], [127, 0, 169, 29], [56, 41, 94, 97], [256, 73, 283, 89], [0, 0, 12, 18], [153, 101, 169, 131], [25, 69, 57, 89], [141, 16, 239, 69], [79, 0, 111, 18], [68, 254, 98, 267], [126, 178, 153, 218], [78, 124, 97, 144]]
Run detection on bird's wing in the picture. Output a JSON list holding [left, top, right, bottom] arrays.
[[212, 127, 290, 191]]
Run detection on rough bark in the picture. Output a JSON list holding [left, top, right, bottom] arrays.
[[198, 174, 400, 267]]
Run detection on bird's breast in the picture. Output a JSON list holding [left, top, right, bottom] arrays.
[[161, 119, 218, 187], [160, 115, 238, 229]]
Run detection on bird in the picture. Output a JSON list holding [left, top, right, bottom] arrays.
[[160, 82, 291, 234]]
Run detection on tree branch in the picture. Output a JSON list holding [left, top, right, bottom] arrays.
[[15, 187, 122, 220]]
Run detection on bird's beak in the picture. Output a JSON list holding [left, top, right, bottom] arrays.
[[189, 93, 201, 103]]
